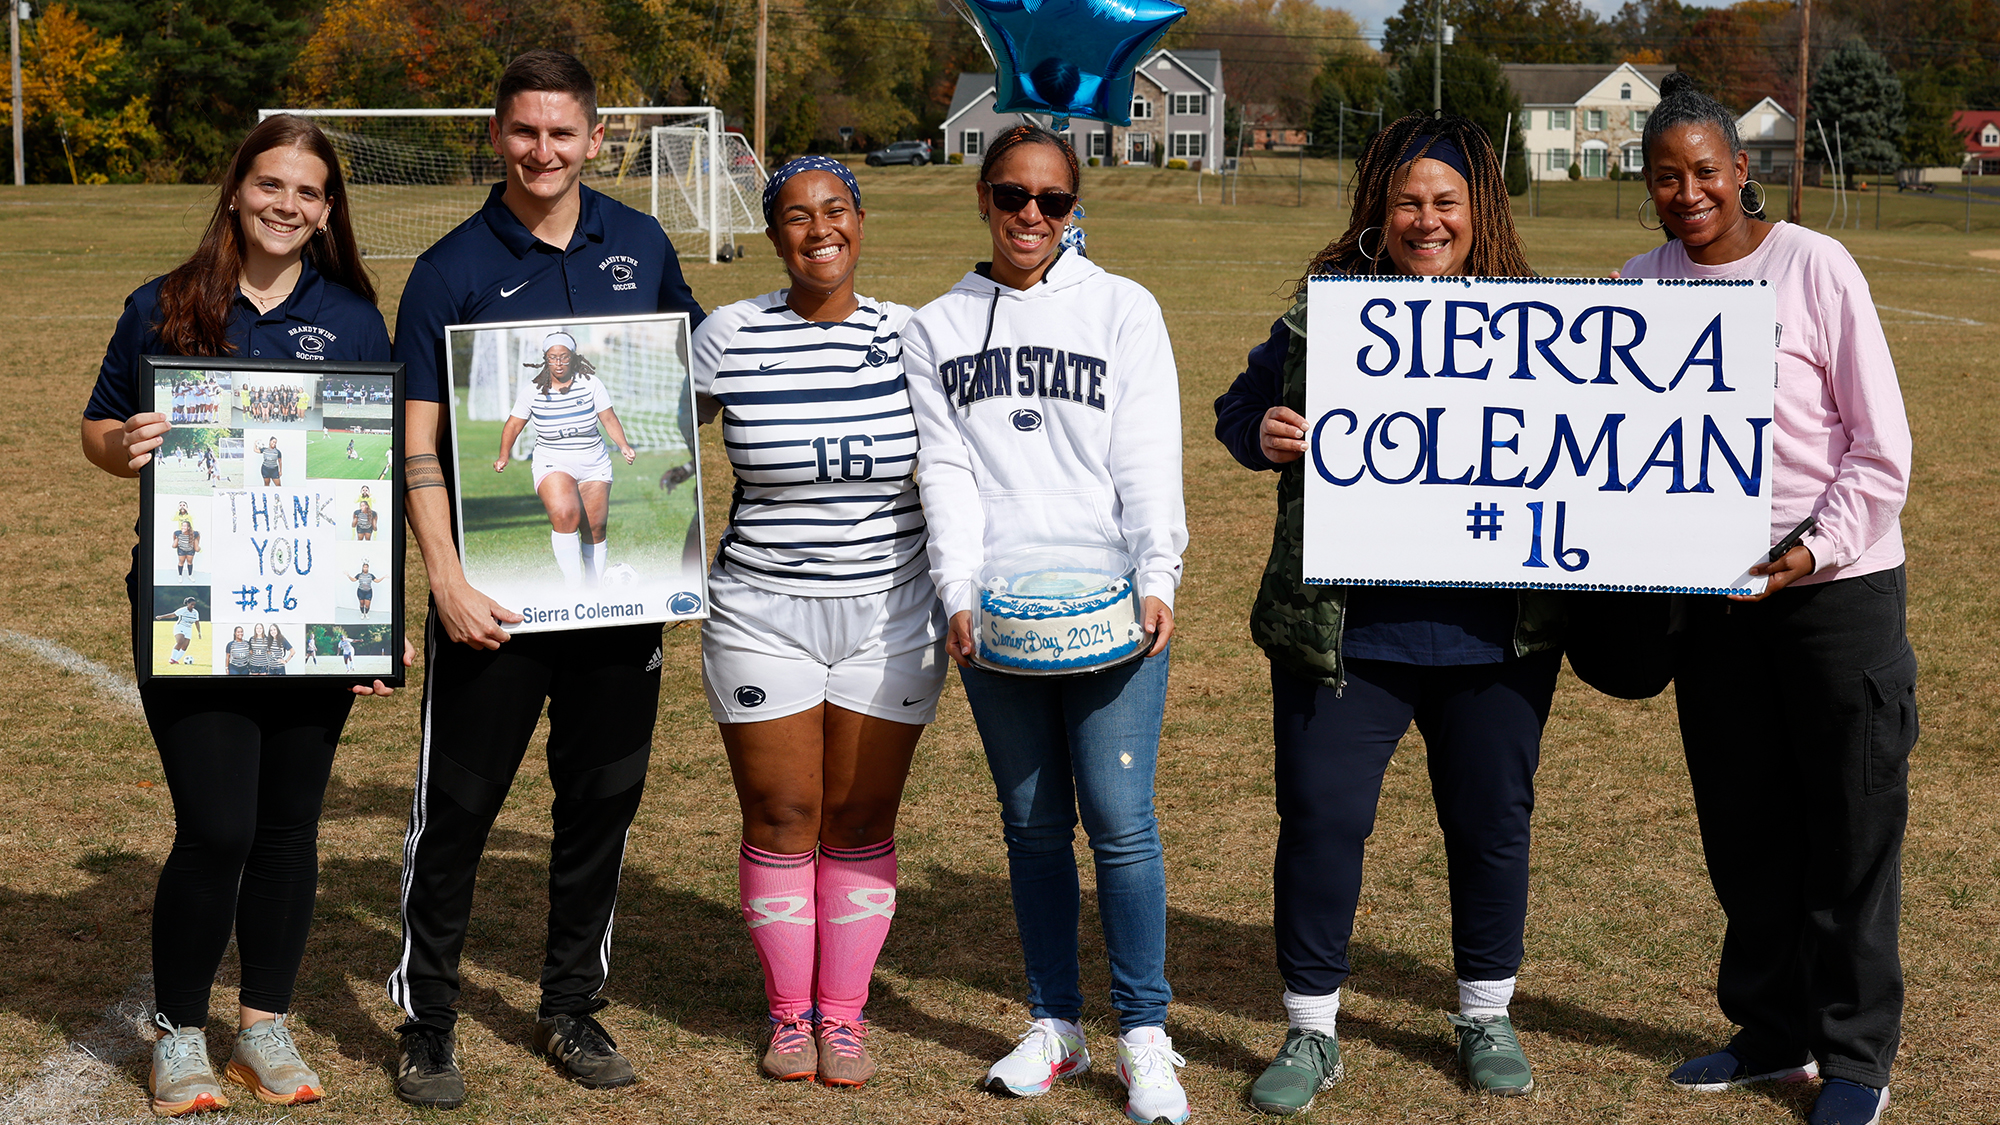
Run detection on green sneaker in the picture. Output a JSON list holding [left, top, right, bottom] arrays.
[[149, 1013, 230, 1117], [1248, 1028, 1343, 1116], [1448, 1013, 1534, 1096]]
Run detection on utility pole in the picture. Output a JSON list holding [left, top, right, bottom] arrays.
[[754, 0, 768, 165], [1790, 0, 1808, 224], [1434, 0, 1443, 114], [10, 0, 24, 187]]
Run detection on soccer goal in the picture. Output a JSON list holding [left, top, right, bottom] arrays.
[[256, 107, 767, 263]]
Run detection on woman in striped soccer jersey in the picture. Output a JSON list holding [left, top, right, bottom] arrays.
[[346, 562, 377, 618], [268, 625, 294, 676], [258, 436, 283, 486], [352, 498, 377, 542], [225, 626, 252, 676], [494, 330, 636, 588], [248, 624, 272, 676], [173, 519, 199, 577], [157, 597, 203, 665], [693, 156, 944, 1090]]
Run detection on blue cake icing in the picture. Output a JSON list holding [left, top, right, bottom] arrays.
[[977, 569, 1146, 672]]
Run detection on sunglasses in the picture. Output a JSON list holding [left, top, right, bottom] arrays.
[[983, 181, 1077, 218]]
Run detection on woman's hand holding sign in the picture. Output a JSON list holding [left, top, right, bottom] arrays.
[[1260, 406, 1309, 464]]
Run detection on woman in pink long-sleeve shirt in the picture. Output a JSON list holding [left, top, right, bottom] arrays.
[[1618, 74, 1916, 1125]]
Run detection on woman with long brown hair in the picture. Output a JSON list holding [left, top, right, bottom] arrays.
[[1214, 113, 1561, 1113], [81, 114, 405, 1117]]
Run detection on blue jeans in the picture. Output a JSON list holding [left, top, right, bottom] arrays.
[[960, 650, 1172, 1030]]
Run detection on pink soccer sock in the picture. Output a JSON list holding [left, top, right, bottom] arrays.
[[815, 838, 898, 1022], [739, 842, 817, 1020]]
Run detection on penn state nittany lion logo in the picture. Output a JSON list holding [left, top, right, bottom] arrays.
[[864, 346, 888, 366], [610, 262, 635, 285], [1010, 408, 1043, 432], [735, 685, 767, 708], [298, 335, 325, 354], [668, 590, 703, 615]]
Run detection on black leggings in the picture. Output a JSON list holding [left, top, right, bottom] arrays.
[[140, 682, 352, 1027]]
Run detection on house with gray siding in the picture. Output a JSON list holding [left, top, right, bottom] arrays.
[[941, 49, 1225, 169]]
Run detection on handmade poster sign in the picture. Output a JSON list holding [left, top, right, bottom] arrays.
[[1302, 276, 1777, 595], [445, 313, 706, 635], [139, 357, 404, 684]]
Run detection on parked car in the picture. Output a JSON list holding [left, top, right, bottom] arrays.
[[865, 140, 932, 167]]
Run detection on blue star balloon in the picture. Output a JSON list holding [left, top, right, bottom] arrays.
[[951, 0, 1187, 128]]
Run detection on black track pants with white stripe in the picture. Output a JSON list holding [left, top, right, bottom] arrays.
[[388, 610, 662, 1034]]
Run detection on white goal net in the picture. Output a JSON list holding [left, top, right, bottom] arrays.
[[257, 107, 768, 263]]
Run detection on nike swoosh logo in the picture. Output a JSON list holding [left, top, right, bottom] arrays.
[[759, 361, 782, 370], [500, 281, 531, 298], [901, 696, 926, 707]]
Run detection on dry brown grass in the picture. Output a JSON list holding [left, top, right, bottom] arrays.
[[1, 167, 1996, 1123]]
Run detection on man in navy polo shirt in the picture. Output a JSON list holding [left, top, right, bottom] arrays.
[[385, 49, 703, 1109]]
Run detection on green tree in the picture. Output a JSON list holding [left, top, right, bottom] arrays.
[[1899, 66, 1970, 168], [0, 3, 157, 182], [72, 0, 316, 181], [1307, 57, 1391, 159], [1382, 0, 1613, 66], [1807, 38, 1904, 180], [1390, 46, 1530, 194]]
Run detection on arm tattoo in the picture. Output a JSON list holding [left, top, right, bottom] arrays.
[[404, 452, 447, 492]]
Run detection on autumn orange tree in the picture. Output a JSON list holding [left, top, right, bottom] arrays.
[[0, 2, 158, 183]]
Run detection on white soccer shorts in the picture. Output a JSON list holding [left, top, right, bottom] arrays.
[[701, 569, 947, 725], [531, 445, 615, 491]]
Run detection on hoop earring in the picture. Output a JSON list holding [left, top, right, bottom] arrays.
[[1637, 197, 1663, 231], [1356, 226, 1381, 261], [1741, 179, 1767, 217]]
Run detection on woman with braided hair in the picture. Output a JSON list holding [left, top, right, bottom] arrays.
[[494, 330, 637, 588], [1620, 74, 1913, 1125], [1213, 112, 1561, 1113]]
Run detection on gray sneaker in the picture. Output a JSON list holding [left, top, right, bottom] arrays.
[[223, 1015, 324, 1105], [149, 1014, 229, 1117], [395, 1027, 466, 1109], [532, 1012, 637, 1089]]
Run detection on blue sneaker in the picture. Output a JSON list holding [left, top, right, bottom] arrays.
[[1809, 1079, 1889, 1125], [1669, 1047, 1818, 1092]]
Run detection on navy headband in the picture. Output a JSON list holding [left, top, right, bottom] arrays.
[[762, 155, 861, 226], [1397, 133, 1470, 181]]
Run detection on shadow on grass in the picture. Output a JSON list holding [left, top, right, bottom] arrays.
[[0, 800, 1731, 1106]]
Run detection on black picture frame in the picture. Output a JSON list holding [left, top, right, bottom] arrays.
[[137, 356, 405, 686]]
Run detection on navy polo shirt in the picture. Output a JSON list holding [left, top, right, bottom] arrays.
[[84, 257, 390, 615], [391, 182, 704, 405], [85, 257, 391, 422]]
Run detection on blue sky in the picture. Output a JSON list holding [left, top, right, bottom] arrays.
[[1339, 0, 1746, 47]]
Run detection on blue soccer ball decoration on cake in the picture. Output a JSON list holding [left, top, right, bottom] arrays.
[[950, 0, 1187, 128]]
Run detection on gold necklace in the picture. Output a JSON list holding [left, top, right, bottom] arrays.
[[241, 279, 294, 312]]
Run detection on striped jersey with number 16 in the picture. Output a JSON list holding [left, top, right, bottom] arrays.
[[509, 376, 612, 455], [692, 291, 925, 597]]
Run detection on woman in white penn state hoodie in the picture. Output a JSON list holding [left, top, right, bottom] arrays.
[[903, 125, 1191, 1125]]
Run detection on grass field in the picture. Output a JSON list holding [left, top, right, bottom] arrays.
[[3, 168, 1998, 1125], [148, 622, 211, 677], [309, 431, 393, 481]]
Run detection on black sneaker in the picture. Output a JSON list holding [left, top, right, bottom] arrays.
[[395, 1028, 466, 1109], [532, 1012, 637, 1089]]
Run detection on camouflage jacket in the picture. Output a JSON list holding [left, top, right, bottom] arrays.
[[1248, 296, 1563, 689]]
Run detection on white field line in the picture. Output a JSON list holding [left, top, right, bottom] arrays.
[[1874, 304, 1985, 326], [0, 632, 142, 717], [1852, 253, 2000, 275], [0, 975, 157, 1124]]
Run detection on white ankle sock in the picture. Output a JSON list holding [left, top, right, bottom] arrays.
[[1282, 989, 1340, 1035], [1458, 976, 1516, 1018], [551, 530, 582, 587], [586, 537, 607, 582]]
